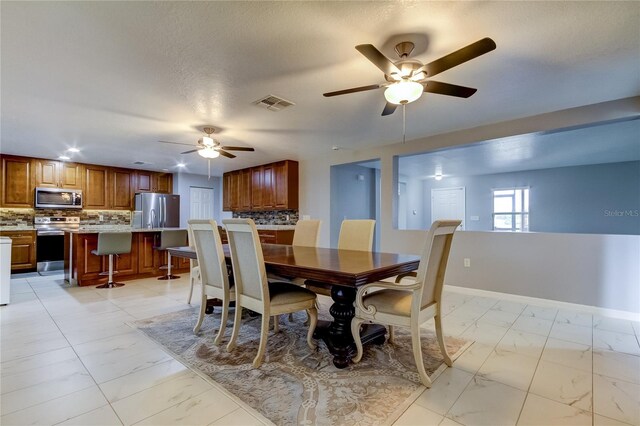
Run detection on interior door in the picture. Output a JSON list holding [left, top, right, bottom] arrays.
[[189, 187, 214, 220], [431, 187, 466, 230]]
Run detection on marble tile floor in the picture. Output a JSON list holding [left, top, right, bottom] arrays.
[[1, 273, 639, 426]]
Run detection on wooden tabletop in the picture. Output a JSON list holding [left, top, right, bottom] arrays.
[[168, 244, 420, 287]]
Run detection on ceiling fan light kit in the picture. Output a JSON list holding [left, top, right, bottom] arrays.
[[384, 80, 423, 105], [198, 147, 220, 159]]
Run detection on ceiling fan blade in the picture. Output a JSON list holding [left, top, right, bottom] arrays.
[[218, 149, 236, 159], [158, 140, 195, 147], [382, 102, 398, 116], [220, 146, 255, 151], [355, 44, 402, 76], [180, 149, 201, 154], [420, 37, 496, 78], [423, 81, 477, 98], [323, 84, 381, 97]]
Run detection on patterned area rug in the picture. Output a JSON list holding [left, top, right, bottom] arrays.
[[134, 302, 471, 426]]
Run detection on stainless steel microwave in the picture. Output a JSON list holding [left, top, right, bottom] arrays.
[[34, 187, 83, 209]]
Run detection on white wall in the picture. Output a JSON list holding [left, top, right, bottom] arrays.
[[298, 96, 640, 312], [173, 173, 222, 228]]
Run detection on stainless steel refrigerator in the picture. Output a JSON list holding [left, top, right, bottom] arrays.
[[133, 193, 180, 228]]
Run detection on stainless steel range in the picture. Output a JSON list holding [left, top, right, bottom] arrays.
[[34, 216, 80, 272]]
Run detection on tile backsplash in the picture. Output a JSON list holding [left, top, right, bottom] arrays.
[[0, 208, 131, 227], [232, 210, 298, 225]]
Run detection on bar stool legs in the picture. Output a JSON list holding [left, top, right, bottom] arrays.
[[96, 254, 125, 288], [158, 251, 180, 280]]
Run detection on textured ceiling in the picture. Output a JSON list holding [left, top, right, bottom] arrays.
[[1, 2, 639, 176]]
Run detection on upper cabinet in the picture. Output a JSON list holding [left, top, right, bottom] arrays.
[[109, 168, 135, 210], [34, 159, 83, 189], [83, 165, 110, 209], [1, 155, 173, 210], [135, 171, 173, 194], [1, 155, 34, 207], [223, 160, 298, 212]]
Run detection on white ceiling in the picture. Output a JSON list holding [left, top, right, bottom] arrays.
[[1, 2, 639, 176]]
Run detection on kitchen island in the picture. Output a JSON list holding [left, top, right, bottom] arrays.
[[64, 227, 190, 286]]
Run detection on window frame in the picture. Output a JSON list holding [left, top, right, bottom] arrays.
[[492, 187, 530, 232]]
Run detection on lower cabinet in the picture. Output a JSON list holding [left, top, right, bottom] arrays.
[[257, 230, 294, 245], [69, 231, 188, 286], [0, 230, 36, 272]]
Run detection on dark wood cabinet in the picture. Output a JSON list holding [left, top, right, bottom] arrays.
[[135, 171, 173, 194], [0, 230, 36, 271], [109, 168, 134, 210], [222, 160, 298, 212], [137, 232, 158, 274], [1, 155, 34, 207], [239, 169, 251, 211], [223, 173, 232, 211], [35, 160, 83, 189], [83, 165, 109, 209], [257, 229, 294, 245]]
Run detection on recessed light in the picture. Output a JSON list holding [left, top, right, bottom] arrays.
[[162, 168, 169, 171], [67, 148, 80, 153], [58, 155, 70, 160], [177, 163, 186, 168]]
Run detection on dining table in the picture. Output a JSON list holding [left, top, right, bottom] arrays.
[[168, 243, 420, 368]]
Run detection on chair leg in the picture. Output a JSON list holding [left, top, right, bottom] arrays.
[[351, 318, 365, 363], [193, 294, 206, 334], [411, 324, 432, 388], [273, 315, 280, 333], [187, 268, 195, 304], [214, 297, 230, 345], [306, 306, 318, 350], [435, 314, 452, 367], [226, 305, 243, 352], [253, 313, 270, 368], [388, 325, 395, 344], [288, 312, 294, 322], [158, 252, 180, 280]]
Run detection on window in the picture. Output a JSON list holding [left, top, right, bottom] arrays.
[[492, 188, 529, 231]]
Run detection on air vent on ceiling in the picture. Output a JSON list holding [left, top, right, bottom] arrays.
[[252, 94, 295, 112], [132, 161, 152, 165]]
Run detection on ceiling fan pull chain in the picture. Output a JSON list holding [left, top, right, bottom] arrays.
[[208, 159, 211, 180], [402, 103, 406, 143]]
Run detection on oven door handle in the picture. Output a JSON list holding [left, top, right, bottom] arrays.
[[36, 230, 65, 236]]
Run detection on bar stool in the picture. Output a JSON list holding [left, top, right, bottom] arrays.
[[91, 232, 132, 289], [155, 229, 188, 280]]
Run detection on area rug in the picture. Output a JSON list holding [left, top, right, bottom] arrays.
[[133, 303, 471, 426]]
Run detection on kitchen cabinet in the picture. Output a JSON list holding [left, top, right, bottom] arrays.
[[0, 230, 36, 271], [223, 160, 297, 212], [239, 169, 251, 211], [223, 173, 232, 211], [135, 171, 173, 194], [34, 159, 83, 189], [1, 155, 34, 207], [109, 168, 135, 210], [138, 232, 159, 274], [83, 165, 110, 209], [257, 229, 294, 245]]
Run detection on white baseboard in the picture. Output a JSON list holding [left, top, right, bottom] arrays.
[[445, 284, 640, 322]]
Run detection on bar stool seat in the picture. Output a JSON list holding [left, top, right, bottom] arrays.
[[154, 229, 188, 280], [91, 232, 132, 289]]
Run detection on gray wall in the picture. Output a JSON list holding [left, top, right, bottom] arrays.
[[173, 173, 222, 229], [417, 161, 640, 235], [330, 163, 377, 248]]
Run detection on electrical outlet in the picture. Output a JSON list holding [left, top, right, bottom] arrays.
[[98, 214, 104, 222], [464, 258, 471, 267]]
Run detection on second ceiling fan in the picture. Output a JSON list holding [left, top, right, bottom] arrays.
[[323, 37, 496, 116], [159, 127, 255, 159]]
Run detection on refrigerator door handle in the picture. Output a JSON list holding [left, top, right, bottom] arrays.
[[162, 196, 167, 228]]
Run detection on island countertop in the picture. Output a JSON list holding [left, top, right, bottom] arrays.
[[63, 224, 296, 233]]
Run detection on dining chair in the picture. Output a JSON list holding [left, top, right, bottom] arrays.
[[188, 219, 235, 343], [338, 219, 375, 251], [292, 219, 321, 247], [186, 225, 201, 304], [223, 218, 318, 368], [350, 220, 461, 387]]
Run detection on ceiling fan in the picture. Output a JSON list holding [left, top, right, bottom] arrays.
[[159, 127, 255, 159], [323, 37, 496, 116]]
